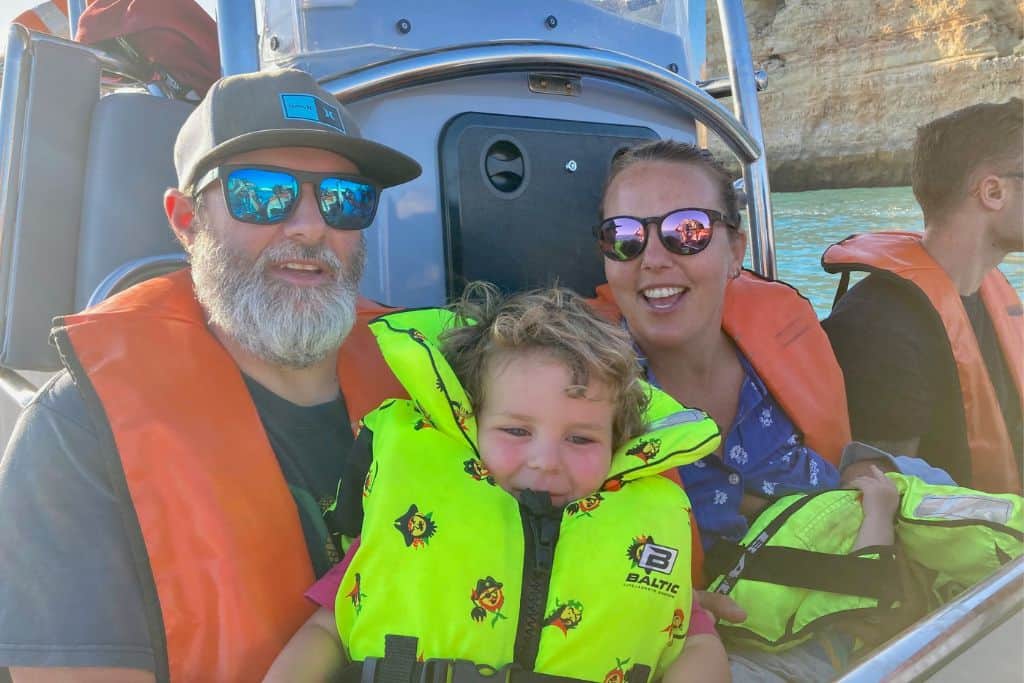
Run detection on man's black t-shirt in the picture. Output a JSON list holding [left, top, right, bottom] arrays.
[[243, 375, 354, 578], [823, 273, 1023, 485]]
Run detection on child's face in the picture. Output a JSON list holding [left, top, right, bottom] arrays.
[[476, 352, 615, 507]]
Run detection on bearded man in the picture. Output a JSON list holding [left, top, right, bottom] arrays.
[[0, 69, 420, 683]]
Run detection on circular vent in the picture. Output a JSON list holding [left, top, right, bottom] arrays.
[[484, 140, 525, 194]]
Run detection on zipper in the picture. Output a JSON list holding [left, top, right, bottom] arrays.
[[513, 489, 562, 668]]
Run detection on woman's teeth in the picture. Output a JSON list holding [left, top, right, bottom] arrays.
[[643, 286, 684, 300]]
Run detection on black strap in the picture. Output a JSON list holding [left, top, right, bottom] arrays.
[[376, 635, 419, 683], [707, 493, 901, 605], [707, 543, 899, 602], [831, 270, 852, 311]]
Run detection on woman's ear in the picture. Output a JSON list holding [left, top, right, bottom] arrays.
[[729, 228, 748, 274], [165, 189, 198, 249]]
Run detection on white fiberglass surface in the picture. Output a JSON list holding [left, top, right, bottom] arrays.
[[260, 0, 704, 82]]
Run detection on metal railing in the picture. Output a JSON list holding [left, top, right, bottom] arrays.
[[87, 255, 189, 309], [322, 41, 761, 164], [698, 68, 767, 99], [716, 0, 776, 279]]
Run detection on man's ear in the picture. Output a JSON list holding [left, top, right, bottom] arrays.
[[975, 174, 1007, 212], [165, 188, 198, 249]]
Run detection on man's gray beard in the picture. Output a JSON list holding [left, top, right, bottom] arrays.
[[190, 225, 365, 369]]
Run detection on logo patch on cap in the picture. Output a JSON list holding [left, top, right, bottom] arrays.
[[280, 93, 346, 133]]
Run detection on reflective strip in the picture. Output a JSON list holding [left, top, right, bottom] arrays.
[[648, 409, 706, 430], [914, 495, 1014, 525], [29, 2, 70, 37]]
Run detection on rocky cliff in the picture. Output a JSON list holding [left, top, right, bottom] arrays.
[[705, 0, 1023, 191]]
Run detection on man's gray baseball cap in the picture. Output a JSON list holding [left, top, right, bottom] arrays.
[[175, 68, 421, 193]]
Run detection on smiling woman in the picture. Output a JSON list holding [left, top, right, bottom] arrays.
[[591, 138, 849, 545]]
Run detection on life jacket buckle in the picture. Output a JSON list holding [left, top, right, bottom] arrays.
[[419, 659, 509, 683]]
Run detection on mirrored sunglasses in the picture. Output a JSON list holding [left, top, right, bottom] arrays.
[[594, 208, 738, 262], [193, 164, 381, 230]]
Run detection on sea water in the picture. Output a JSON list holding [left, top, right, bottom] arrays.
[[767, 186, 1024, 317]]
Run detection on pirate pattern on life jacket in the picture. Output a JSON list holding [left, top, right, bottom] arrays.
[[335, 308, 722, 681]]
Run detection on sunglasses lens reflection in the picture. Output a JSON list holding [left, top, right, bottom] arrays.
[[317, 178, 378, 229], [225, 168, 300, 224], [662, 210, 713, 255], [600, 218, 646, 261]]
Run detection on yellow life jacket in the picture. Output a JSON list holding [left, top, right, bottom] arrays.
[[707, 473, 1023, 652], [335, 308, 722, 681]]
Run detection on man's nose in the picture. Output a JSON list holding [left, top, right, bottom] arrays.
[[280, 183, 327, 244]]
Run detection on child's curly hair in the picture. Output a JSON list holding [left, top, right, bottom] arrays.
[[441, 282, 649, 450]]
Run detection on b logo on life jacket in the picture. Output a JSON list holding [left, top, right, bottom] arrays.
[[394, 503, 437, 548], [624, 536, 681, 597], [627, 535, 678, 574]]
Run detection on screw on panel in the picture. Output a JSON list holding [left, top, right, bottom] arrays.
[[668, 63, 679, 73], [565, 160, 577, 173], [396, 18, 412, 34], [269, 35, 280, 51], [545, 15, 558, 29]]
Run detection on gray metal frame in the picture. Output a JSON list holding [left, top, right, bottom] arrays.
[[219, 1, 778, 277], [715, 0, 775, 278], [87, 254, 189, 309], [322, 41, 760, 164]]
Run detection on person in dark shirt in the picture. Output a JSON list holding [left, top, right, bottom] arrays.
[[824, 98, 1023, 488], [0, 69, 421, 682]]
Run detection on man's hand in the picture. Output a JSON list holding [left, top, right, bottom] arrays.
[[696, 590, 747, 623]]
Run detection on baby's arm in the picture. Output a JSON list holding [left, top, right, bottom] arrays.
[[262, 607, 348, 682], [661, 634, 730, 683], [844, 465, 899, 550]]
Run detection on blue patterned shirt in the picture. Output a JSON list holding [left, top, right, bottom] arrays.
[[642, 351, 841, 548]]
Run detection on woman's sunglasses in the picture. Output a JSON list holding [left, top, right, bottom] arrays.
[[192, 164, 381, 230], [594, 208, 738, 262]]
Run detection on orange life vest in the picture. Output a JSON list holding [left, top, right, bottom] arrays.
[[590, 272, 851, 465], [13, 0, 72, 37], [823, 231, 1023, 494], [51, 269, 404, 682]]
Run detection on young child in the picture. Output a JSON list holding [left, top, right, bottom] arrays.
[[265, 285, 728, 682]]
